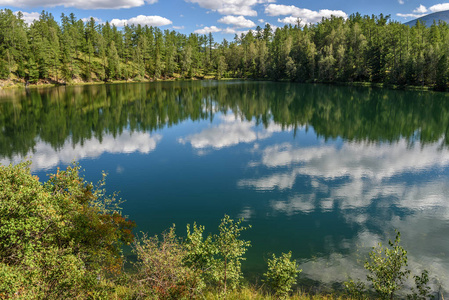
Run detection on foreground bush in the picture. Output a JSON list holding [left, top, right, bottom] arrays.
[[131, 215, 251, 298], [0, 162, 135, 298], [132, 227, 205, 299], [264, 252, 301, 299]]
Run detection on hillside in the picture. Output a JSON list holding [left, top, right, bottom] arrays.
[[404, 10, 449, 26]]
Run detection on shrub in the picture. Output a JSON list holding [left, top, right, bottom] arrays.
[[263, 251, 300, 299], [185, 215, 251, 294], [132, 227, 204, 299], [364, 231, 410, 299], [407, 270, 434, 300], [0, 162, 135, 298]]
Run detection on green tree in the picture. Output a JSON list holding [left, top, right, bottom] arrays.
[[364, 231, 410, 299]]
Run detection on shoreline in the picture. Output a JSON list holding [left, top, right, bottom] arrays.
[[1, 77, 444, 93]]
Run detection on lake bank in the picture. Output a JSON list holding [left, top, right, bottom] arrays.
[[1, 76, 446, 93]]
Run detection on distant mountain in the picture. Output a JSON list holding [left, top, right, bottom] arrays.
[[404, 10, 449, 26]]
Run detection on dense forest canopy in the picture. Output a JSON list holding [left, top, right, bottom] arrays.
[[0, 9, 449, 89]]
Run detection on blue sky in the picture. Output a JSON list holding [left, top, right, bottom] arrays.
[[2, 0, 449, 40]]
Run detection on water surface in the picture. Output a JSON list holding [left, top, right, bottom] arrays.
[[1, 81, 448, 292]]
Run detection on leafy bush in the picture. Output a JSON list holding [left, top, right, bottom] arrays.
[[263, 251, 300, 299], [185, 215, 251, 294], [0, 162, 135, 298], [132, 227, 204, 299], [407, 270, 434, 300], [364, 231, 410, 299]]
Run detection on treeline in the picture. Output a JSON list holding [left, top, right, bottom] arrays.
[[1, 9, 449, 89]]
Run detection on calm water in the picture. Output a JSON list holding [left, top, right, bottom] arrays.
[[1, 81, 449, 292]]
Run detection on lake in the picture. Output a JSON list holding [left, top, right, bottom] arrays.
[[1, 81, 448, 292]]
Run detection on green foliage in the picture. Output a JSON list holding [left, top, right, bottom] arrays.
[[212, 215, 251, 293], [185, 215, 251, 294], [0, 161, 135, 298], [131, 215, 251, 298], [132, 227, 204, 299], [407, 270, 434, 300], [344, 279, 368, 299], [263, 251, 301, 299], [364, 231, 410, 299], [1, 9, 449, 88]]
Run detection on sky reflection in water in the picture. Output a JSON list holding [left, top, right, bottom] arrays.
[[0, 82, 448, 292]]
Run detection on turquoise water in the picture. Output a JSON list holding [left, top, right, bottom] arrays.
[[1, 81, 448, 291]]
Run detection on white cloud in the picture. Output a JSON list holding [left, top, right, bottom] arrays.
[[429, 3, 449, 12], [413, 4, 428, 13], [398, 0, 404, 4], [265, 4, 299, 16], [218, 15, 256, 28], [0, 131, 162, 171], [194, 25, 222, 34], [258, 19, 265, 23], [222, 27, 249, 35], [397, 13, 426, 18], [2, 0, 157, 9], [186, 0, 274, 16], [172, 25, 185, 30], [265, 4, 347, 25], [277, 16, 302, 25], [110, 15, 172, 27], [15, 11, 39, 24], [81, 16, 103, 24]]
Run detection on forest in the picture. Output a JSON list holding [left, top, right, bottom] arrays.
[[1, 9, 449, 90]]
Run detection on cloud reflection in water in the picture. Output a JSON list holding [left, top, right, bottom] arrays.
[[239, 138, 449, 292], [0, 131, 162, 171], [178, 114, 291, 150]]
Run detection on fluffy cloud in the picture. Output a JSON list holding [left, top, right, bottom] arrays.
[[218, 15, 256, 28], [14, 11, 39, 24], [110, 15, 172, 27], [399, 3, 449, 19], [0, 131, 162, 172], [429, 2, 449, 12], [194, 25, 222, 34], [81, 16, 103, 23], [186, 0, 274, 16], [265, 4, 347, 25], [413, 4, 428, 13], [1, 0, 156, 9], [222, 27, 249, 35], [397, 13, 426, 18]]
